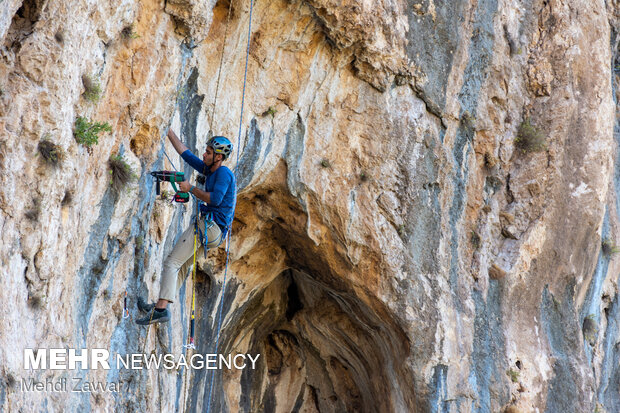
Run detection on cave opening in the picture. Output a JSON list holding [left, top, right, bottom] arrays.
[[208, 268, 416, 412]]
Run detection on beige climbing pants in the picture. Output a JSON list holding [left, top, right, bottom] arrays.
[[159, 218, 222, 303]]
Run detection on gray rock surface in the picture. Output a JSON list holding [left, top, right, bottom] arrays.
[[0, 0, 619, 412]]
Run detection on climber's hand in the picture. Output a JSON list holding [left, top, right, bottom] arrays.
[[178, 181, 192, 193]]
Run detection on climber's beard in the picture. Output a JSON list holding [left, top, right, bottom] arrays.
[[203, 152, 215, 167]]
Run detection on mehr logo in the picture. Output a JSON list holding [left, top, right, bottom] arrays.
[[24, 349, 111, 370]]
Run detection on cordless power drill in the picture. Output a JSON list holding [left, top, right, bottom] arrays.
[[151, 171, 190, 203]]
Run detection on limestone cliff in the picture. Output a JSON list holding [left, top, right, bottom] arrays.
[[1, 0, 619, 412]]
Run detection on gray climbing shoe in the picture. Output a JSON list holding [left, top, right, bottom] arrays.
[[136, 308, 170, 325], [137, 296, 155, 313]]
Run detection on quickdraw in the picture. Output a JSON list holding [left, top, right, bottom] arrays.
[[122, 291, 130, 319]]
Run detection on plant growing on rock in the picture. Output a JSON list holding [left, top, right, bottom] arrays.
[[108, 154, 135, 192], [160, 189, 172, 200], [82, 74, 102, 103], [262, 106, 277, 117], [320, 158, 331, 168], [506, 368, 520, 383], [515, 119, 546, 153], [601, 238, 619, 255], [121, 24, 140, 40], [471, 230, 481, 250], [74, 116, 111, 147], [38, 138, 64, 167], [583, 314, 598, 344]]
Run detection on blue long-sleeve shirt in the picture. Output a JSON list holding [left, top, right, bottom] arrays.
[[181, 150, 236, 237]]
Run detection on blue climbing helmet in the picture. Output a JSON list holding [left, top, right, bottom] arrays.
[[207, 136, 233, 160]]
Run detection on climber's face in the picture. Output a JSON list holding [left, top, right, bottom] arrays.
[[203, 146, 223, 167], [203, 146, 215, 166]]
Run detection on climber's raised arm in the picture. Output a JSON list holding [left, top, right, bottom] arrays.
[[167, 128, 188, 155]]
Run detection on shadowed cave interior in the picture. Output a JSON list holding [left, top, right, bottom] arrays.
[[191, 266, 417, 413]]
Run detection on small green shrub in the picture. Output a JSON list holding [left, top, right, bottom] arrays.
[[74, 116, 111, 147], [108, 154, 135, 192], [262, 106, 277, 117], [320, 158, 330, 168], [121, 24, 140, 39], [360, 171, 369, 182], [461, 110, 476, 129], [471, 230, 481, 250], [602, 238, 619, 256], [583, 314, 598, 344], [82, 74, 102, 103], [506, 369, 519, 383], [160, 189, 171, 200], [38, 138, 64, 167], [515, 119, 546, 153]]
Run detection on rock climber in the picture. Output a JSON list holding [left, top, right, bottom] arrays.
[[136, 128, 236, 325]]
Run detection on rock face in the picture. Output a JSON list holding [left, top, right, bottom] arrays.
[[0, 0, 619, 412]]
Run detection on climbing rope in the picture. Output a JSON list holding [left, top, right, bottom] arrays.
[[204, 0, 254, 412], [180, 200, 200, 413], [163, 147, 179, 172], [208, 0, 235, 131]]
